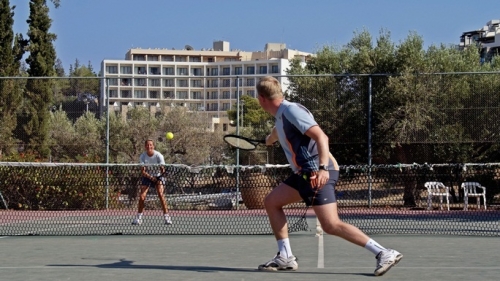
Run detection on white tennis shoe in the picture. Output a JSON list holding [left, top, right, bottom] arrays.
[[374, 248, 403, 276], [258, 252, 298, 271], [131, 218, 142, 225], [164, 215, 172, 225]]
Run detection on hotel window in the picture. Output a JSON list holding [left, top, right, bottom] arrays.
[[211, 68, 218, 76], [222, 103, 230, 110], [162, 55, 174, 61], [137, 67, 147, 74], [148, 55, 159, 61], [121, 78, 131, 86], [134, 90, 146, 98], [189, 56, 201, 62], [135, 78, 146, 86], [222, 91, 230, 99], [177, 79, 188, 87], [177, 91, 188, 99], [192, 68, 202, 76], [121, 90, 131, 98], [106, 65, 118, 74], [235, 67, 242, 75], [210, 91, 218, 99], [149, 91, 159, 99], [222, 79, 230, 87], [234, 78, 241, 87], [150, 67, 160, 75], [149, 79, 161, 87], [246, 78, 255, 86], [120, 66, 132, 74], [222, 67, 230, 75], [191, 91, 202, 99], [246, 66, 255, 74], [133, 55, 146, 61], [109, 90, 118, 98], [108, 78, 118, 86], [163, 91, 174, 99], [271, 65, 279, 73], [189, 103, 202, 111], [164, 67, 174, 75], [164, 79, 174, 87], [191, 80, 202, 87], [259, 66, 267, 74], [177, 67, 188, 75], [211, 80, 219, 87], [175, 56, 187, 62], [234, 90, 242, 98], [246, 90, 255, 97]]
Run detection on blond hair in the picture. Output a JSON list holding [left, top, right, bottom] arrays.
[[256, 76, 283, 100]]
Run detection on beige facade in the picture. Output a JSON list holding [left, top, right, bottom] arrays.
[[100, 41, 312, 131]]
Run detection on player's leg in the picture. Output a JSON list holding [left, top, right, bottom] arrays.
[[314, 171, 403, 276], [155, 180, 172, 225], [258, 182, 302, 271], [132, 179, 150, 225]]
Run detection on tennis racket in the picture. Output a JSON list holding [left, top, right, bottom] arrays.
[[288, 172, 320, 233], [223, 134, 266, 151]]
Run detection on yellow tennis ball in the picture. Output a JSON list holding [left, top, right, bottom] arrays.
[[166, 132, 174, 140]]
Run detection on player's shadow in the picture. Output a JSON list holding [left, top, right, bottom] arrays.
[[48, 258, 371, 276]]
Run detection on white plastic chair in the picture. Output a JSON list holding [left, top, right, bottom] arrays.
[[461, 182, 487, 210], [425, 182, 450, 211]]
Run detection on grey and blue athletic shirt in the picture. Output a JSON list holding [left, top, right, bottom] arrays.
[[275, 100, 334, 173]]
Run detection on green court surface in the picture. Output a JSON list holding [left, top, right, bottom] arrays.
[[1, 217, 499, 281]]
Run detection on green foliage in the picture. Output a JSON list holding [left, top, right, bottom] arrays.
[[286, 28, 500, 164], [22, 0, 57, 157], [0, 165, 120, 210]]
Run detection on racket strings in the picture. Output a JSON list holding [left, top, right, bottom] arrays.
[[224, 136, 257, 150], [288, 185, 319, 232]]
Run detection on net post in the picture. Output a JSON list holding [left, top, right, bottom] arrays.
[[0, 190, 7, 210]]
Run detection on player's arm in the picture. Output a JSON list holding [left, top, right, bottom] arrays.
[[266, 126, 279, 146], [141, 163, 157, 182], [305, 125, 330, 188]]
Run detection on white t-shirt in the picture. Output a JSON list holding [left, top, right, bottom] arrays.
[[139, 150, 165, 176]]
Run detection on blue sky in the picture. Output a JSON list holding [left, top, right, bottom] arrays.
[[11, 0, 500, 73]]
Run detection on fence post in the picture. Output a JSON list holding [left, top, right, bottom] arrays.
[[236, 76, 240, 210], [105, 78, 110, 209], [367, 75, 373, 208]]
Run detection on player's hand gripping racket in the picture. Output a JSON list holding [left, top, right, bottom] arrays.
[[223, 134, 266, 151]]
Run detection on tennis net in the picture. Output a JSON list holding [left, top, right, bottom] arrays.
[[0, 162, 498, 236]]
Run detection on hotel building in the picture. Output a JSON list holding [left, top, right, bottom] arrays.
[[100, 41, 312, 131], [460, 19, 500, 63]]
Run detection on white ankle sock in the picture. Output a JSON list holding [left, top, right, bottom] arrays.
[[137, 213, 143, 219], [278, 238, 293, 258], [364, 239, 386, 255]]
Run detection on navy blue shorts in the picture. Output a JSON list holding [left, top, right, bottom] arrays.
[[283, 170, 339, 206], [141, 177, 165, 188]]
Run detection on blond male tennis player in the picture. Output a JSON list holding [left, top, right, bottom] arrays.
[[255, 76, 402, 276]]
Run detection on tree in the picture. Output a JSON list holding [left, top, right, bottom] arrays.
[[0, 0, 23, 158], [23, 0, 58, 157]]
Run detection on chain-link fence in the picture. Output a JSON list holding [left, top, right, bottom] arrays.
[[1, 74, 499, 165]]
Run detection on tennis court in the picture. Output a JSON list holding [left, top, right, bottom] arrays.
[[1, 215, 499, 281]]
